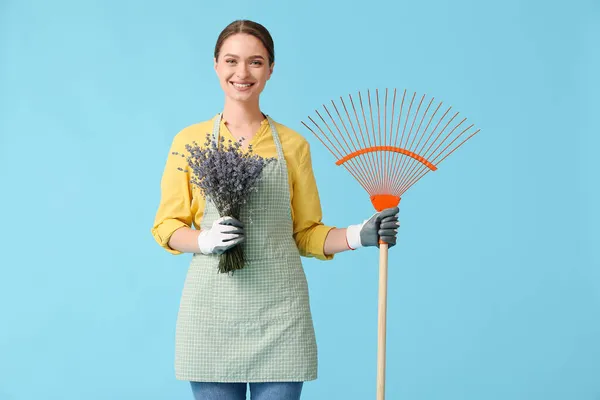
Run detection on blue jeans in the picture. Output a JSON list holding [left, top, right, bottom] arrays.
[[190, 381, 303, 400]]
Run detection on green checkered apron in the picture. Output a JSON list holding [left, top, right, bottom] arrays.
[[174, 113, 318, 382]]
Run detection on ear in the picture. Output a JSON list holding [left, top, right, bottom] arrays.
[[267, 62, 275, 80], [214, 57, 218, 72]]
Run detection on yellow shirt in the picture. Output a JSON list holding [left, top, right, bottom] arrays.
[[151, 114, 335, 260]]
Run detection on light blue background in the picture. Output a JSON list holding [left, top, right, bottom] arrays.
[[1, 0, 598, 399]]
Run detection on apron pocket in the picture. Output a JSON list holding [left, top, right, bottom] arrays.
[[209, 255, 293, 321]]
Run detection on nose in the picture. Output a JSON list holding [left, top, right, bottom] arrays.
[[235, 63, 250, 79]]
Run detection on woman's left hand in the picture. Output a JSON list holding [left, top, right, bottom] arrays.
[[346, 207, 400, 249]]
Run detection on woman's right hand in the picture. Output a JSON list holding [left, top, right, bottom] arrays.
[[197, 216, 245, 255]]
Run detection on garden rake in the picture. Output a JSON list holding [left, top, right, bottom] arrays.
[[301, 88, 480, 400]]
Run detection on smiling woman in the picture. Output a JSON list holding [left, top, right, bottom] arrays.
[[150, 19, 400, 400]]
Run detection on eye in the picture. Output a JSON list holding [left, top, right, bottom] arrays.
[[226, 59, 236, 64], [251, 60, 263, 66]]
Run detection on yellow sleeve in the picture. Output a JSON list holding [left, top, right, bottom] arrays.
[[151, 134, 196, 255], [292, 142, 336, 260]]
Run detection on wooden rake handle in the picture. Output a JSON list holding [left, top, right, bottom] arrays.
[[377, 242, 389, 400]]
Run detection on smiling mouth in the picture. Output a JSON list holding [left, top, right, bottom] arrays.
[[231, 82, 255, 89]]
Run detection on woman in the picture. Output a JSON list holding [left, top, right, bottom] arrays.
[[151, 20, 400, 400]]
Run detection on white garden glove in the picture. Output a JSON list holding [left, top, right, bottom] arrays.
[[346, 207, 400, 249], [197, 216, 245, 255]]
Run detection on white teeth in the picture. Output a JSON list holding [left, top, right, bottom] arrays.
[[232, 82, 252, 88]]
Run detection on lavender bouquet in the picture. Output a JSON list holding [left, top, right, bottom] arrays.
[[172, 133, 274, 274]]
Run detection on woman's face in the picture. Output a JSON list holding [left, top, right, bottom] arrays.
[[214, 33, 273, 103]]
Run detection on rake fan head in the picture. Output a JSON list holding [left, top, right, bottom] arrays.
[[301, 88, 480, 211]]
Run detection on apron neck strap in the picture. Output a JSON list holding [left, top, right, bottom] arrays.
[[211, 113, 285, 162]]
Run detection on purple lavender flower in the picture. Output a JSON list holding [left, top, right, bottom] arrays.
[[173, 133, 275, 273]]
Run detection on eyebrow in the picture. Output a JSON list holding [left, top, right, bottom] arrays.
[[223, 53, 265, 60]]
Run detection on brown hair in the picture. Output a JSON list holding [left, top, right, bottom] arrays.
[[214, 20, 275, 66]]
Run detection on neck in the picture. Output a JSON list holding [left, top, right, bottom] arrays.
[[222, 99, 264, 127]]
